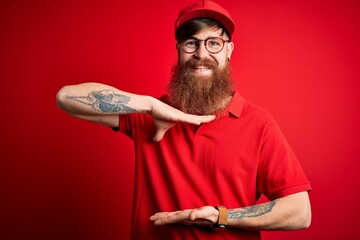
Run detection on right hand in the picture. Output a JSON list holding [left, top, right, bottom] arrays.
[[150, 99, 215, 141]]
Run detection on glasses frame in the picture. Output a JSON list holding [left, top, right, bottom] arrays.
[[179, 37, 230, 54]]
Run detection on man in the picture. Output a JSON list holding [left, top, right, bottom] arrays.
[[56, 0, 311, 239]]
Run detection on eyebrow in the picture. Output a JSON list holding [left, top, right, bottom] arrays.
[[188, 36, 222, 41]]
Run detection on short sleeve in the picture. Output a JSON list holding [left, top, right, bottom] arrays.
[[257, 122, 312, 200]]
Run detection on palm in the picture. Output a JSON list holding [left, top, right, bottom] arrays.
[[150, 206, 219, 226], [150, 100, 215, 142]]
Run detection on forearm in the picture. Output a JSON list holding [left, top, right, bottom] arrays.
[[57, 82, 215, 135], [227, 192, 311, 230], [56, 82, 153, 116]]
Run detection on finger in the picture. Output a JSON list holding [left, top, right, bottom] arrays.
[[150, 213, 164, 221], [189, 208, 208, 221], [153, 211, 190, 225], [198, 115, 216, 122], [183, 115, 216, 125], [189, 210, 197, 221], [192, 207, 219, 224], [153, 129, 166, 142], [150, 211, 181, 221]]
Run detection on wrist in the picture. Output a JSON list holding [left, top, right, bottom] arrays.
[[212, 206, 228, 229], [145, 96, 157, 114]]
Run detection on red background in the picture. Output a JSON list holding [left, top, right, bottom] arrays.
[[1, 0, 359, 239]]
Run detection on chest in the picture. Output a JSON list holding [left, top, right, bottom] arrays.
[[164, 118, 264, 177]]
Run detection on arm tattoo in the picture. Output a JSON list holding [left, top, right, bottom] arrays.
[[228, 201, 277, 219], [65, 89, 137, 113]]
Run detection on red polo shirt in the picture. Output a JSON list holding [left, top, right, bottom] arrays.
[[117, 92, 311, 240]]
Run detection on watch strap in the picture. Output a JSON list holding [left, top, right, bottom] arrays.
[[213, 206, 228, 229]]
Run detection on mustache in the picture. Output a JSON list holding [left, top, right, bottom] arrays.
[[181, 58, 218, 70]]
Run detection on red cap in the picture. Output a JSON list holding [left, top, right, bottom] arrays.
[[175, 0, 235, 39]]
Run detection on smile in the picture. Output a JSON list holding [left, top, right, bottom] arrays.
[[193, 65, 212, 72], [191, 67, 212, 76], [194, 65, 209, 69]]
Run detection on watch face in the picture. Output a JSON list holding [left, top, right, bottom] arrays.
[[211, 224, 228, 230]]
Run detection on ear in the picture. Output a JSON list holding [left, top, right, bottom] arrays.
[[227, 42, 235, 60]]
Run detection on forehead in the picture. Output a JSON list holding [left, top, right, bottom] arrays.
[[190, 26, 225, 39]]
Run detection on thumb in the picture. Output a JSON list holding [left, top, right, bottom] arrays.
[[189, 211, 197, 221], [153, 128, 167, 142]]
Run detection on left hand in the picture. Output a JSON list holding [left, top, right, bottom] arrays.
[[150, 206, 219, 227]]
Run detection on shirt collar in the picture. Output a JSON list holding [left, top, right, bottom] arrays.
[[226, 91, 245, 118]]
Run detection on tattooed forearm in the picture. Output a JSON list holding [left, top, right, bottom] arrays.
[[65, 89, 137, 113], [228, 201, 277, 219]]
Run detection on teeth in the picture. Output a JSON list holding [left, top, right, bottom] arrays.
[[194, 65, 209, 69]]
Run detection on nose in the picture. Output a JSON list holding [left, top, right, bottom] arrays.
[[193, 41, 209, 59]]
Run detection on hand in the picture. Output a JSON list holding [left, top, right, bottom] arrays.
[[150, 99, 215, 142], [149, 206, 219, 227]]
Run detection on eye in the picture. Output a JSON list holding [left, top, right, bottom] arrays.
[[184, 39, 198, 48], [208, 39, 221, 47]]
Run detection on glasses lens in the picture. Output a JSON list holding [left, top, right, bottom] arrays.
[[205, 38, 224, 53], [182, 39, 199, 53]]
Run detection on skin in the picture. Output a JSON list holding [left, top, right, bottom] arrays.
[[177, 27, 234, 76], [149, 192, 311, 230]]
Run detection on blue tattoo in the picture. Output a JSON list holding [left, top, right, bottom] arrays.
[[66, 89, 137, 113]]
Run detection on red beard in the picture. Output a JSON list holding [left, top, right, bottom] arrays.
[[168, 58, 234, 115]]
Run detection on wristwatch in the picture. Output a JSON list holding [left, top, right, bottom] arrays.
[[212, 206, 228, 229]]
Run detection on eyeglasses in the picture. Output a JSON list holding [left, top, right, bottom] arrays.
[[179, 37, 229, 54]]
